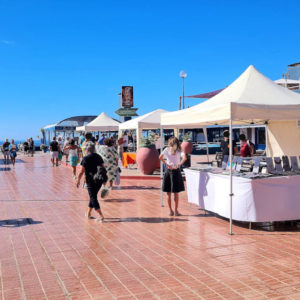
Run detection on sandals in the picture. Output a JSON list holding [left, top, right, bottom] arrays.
[[169, 211, 174, 216], [175, 212, 182, 216]]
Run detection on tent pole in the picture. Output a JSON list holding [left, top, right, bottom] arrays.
[[160, 125, 164, 207], [204, 127, 209, 163], [229, 117, 233, 235]]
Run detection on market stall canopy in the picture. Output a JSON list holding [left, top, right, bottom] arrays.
[[76, 112, 120, 132], [119, 109, 169, 130], [161, 65, 300, 128]]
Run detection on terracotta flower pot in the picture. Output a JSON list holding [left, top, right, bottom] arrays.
[[181, 141, 193, 154], [136, 146, 159, 175]]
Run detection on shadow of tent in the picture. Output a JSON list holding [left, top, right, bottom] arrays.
[[103, 198, 135, 203], [104, 217, 188, 223], [0, 218, 43, 227]]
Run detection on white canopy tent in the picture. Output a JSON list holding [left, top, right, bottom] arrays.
[[75, 112, 120, 132], [161, 65, 300, 234], [119, 109, 169, 149]]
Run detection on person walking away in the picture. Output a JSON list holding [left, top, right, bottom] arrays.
[[63, 137, 70, 165], [123, 132, 129, 152], [2, 139, 10, 164], [239, 134, 251, 157], [50, 137, 59, 166], [220, 130, 238, 157], [99, 133, 105, 145], [23, 140, 29, 155], [117, 134, 124, 159], [29, 138, 34, 157], [57, 137, 63, 163], [65, 139, 79, 179], [98, 138, 119, 190], [9, 139, 18, 167], [76, 142, 107, 222], [159, 137, 187, 216]]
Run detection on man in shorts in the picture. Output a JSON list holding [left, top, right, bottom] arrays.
[[50, 137, 59, 167], [2, 139, 10, 164]]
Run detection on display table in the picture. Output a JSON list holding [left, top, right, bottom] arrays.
[[122, 152, 137, 168], [184, 168, 300, 222]]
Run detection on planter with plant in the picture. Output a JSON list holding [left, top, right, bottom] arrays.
[[136, 131, 159, 175], [181, 132, 193, 154]]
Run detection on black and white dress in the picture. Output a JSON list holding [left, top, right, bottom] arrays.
[[162, 147, 185, 193]]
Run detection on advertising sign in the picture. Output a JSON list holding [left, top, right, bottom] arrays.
[[122, 86, 133, 107]]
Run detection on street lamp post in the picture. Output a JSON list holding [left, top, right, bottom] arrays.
[[179, 70, 187, 109]]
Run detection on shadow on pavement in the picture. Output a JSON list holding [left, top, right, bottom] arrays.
[[103, 198, 135, 203], [0, 167, 11, 171], [115, 186, 159, 190], [0, 218, 43, 227], [104, 217, 188, 223], [0, 159, 25, 165]]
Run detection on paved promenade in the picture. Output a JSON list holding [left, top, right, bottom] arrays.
[[1, 154, 300, 299]]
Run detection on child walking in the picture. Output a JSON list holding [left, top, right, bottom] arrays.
[[159, 137, 187, 216]]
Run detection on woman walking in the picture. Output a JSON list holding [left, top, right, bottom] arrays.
[[65, 139, 79, 179], [76, 142, 107, 222], [98, 138, 119, 190], [2, 139, 10, 164], [9, 139, 18, 167], [159, 137, 187, 216], [63, 137, 70, 165]]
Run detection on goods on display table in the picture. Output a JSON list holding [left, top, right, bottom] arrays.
[[184, 155, 300, 222]]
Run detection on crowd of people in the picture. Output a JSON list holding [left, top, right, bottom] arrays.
[[1, 129, 256, 222], [46, 132, 187, 221]]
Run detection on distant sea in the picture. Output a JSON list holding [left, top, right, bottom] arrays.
[[0, 140, 42, 147]]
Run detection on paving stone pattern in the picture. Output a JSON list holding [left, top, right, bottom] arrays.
[[1, 154, 300, 299]]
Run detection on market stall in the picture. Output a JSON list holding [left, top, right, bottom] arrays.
[[75, 112, 120, 132], [119, 108, 169, 149], [161, 65, 300, 233]]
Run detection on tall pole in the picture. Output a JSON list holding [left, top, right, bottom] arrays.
[[229, 117, 233, 235], [179, 96, 182, 110], [182, 77, 185, 109]]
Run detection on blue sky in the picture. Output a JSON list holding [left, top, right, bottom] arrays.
[[0, 0, 299, 140]]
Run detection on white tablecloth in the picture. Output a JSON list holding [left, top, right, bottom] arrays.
[[184, 168, 300, 222]]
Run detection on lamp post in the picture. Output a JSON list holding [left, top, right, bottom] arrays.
[[179, 70, 187, 109]]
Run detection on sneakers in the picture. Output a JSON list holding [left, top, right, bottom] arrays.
[[85, 212, 93, 219], [101, 187, 110, 198]]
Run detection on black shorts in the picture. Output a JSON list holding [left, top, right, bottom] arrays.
[[162, 169, 185, 193]]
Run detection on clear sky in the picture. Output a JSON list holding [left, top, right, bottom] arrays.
[[0, 0, 299, 140]]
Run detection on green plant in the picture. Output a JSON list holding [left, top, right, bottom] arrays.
[[40, 144, 47, 150], [182, 131, 192, 142], [140, 131, 156, 148]]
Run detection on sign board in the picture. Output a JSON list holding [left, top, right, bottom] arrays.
[[122, 86, 133, 107], [115, 107, 138, 117]]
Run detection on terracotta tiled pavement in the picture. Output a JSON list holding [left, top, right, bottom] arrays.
[[1, 154, 300, 299]]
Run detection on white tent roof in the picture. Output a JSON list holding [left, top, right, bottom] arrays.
[[119, 109, 169, 130], [76, 112, 119, 132], [161, 65, 300, 128]]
